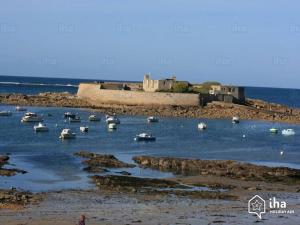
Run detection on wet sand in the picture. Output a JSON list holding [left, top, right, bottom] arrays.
[[1, 185, 299, 225]]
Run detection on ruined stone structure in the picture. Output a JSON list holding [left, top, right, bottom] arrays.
[[209, 85, 245, 104], [143, 74, 177, 92]]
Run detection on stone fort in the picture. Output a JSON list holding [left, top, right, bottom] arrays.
[[77, 75, 245, 107]]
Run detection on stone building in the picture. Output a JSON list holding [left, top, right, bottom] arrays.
[[143, 74, 177, 92], [209, 85, 245, 104]]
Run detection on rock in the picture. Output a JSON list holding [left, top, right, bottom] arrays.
[[75, 151, 135, 174], [116, 171, 131, 176], [133, 156, 300, 183], [91, 175, 179, 192], [0, 155, 27, 177], [83, 166, 109, 173], [0, 155, 9, 166]]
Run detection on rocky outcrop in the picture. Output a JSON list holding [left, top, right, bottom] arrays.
[[92, 175, 179, 192], [0, 155, 9, 166], [1, 92, 300, 124], [0, 92, 90, 108], [75, 151, 135, 173], [0, 188, 39, 208], [0, 155, 27, 176], [91, 175, 237, 199], [133, 156, 300, 183]]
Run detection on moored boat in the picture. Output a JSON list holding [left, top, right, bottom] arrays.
[[69, 116, 81, 122], [282, 129, 295, 136], [21, 112, 43, 122], [0, 111, 12, 116], [269, 128, 278, 134], [198, 122, 207, 130], [15, 106, 27, 111], [147, 116, 159, 123], [232, 116, 240, 124], [34, 122, 49, 132], [134, 133, 156, 142], [106, 116, 120, 124], [108, 123, 117, 130], [64, 112, 76, 119], [59, 129, 76, 139], [80, 126, 89, 132], [89, 115, 101, 121]]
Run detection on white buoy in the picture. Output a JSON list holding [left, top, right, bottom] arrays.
[[242, 134, 246, 138]]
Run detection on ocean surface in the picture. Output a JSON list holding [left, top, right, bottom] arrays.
[[0, 75, 300, 192]]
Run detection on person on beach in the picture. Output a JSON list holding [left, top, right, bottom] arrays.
[[78, 214, 86, 225]]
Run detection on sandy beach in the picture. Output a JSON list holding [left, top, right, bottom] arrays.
[[1, 154, 300, 225]]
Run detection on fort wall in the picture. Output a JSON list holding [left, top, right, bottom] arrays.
[[77, 83, 201, 106]]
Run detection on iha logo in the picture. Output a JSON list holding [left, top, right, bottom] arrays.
[[248, 195, 294, 219], [248, 195, 266, 219]]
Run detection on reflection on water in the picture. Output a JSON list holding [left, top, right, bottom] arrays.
[[0, 105, 300, 192]]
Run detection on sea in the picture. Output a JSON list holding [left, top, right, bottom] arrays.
[[0, 75, 300, 192]]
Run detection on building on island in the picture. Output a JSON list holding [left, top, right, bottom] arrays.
[[143, 74, 177, 92], [77, 74, 246, 107], [209, 84, 245, 104]]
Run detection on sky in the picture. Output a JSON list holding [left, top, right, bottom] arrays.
[[0, 0, 299, 88]]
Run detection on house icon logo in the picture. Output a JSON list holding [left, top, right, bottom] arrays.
[[248, 195, 266, 219]]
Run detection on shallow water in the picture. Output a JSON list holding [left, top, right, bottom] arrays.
[[0, 105, 300, 192]]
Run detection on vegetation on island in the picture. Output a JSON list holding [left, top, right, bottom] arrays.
[[158, 81, 221, 94]]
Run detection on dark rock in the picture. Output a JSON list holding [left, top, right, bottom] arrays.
[[83, 166, 109, 173], [91, 175, 179, 192], [75, 151, 135, 175], [133, 156, 300, 183], [116, 171, 132, 176]]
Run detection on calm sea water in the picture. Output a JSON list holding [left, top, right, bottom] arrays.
[[0, 76, 300, 192]]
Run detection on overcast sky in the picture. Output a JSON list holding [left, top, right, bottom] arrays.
[[0, 0, 299, 88]]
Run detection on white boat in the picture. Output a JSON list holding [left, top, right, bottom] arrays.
[[198, 122, 207, 130], [282, 129, 295, 136], [147, 116, 159, 123], [232, 116, 240, 124], [64, 112, 76, 119], [0, 111, 12, 116], [108, 123, 117, 130], [134, 133, 156, 142], [69, 116, 81, 122], [21, 112, 43, 122], [15, 106, 27, 111], [34, 122, 49, 132], [89, 115, 101, 121], [106, 116, 120, 124], [80, 126, 89, 132], [59, 129, 76, 139], [269, 128, 278, 134]]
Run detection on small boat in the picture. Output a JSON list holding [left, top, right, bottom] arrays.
[[198, 122, 207, 130], [59, 129, 76, 139], [232, 116, 240, 124], [15, 106, 27, 111], [34, 122, 49, 132], [147, 116, 159, 123], [80, 126, 89, 132], [134, 133, 156, 142], [269, 128, 278, 134], [282, 129, 295, 136], [64, 112, 76, 119], [0, 111, 12, 116], [106, 116, 120, 124], [21, 112, 43, 122], [108, 123, 117, 130], [89, 115, 101, 121], [69, 116, 81, 122]]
